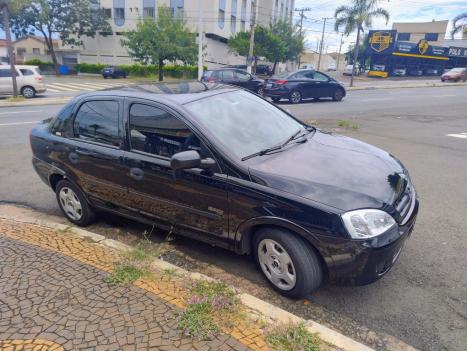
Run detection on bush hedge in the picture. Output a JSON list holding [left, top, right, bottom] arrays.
[[75, 63, 203, 78], [23, 58, 55, 72]]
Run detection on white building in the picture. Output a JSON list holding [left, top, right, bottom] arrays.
[[78, 0, 294, 68]]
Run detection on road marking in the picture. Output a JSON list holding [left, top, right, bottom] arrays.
[[434, 94, 457, 98], [46, 83, 77, 91], [446, 133, 467, 139], [0, 110, 40, 115], [0, 121, 39, 126], [359, 98, 392, 102], [46, 81, 127, 92]]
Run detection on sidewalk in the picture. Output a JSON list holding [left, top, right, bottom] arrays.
[[0, 206, 390, 351]]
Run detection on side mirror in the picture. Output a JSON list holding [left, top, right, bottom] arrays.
[[170, 150, 217, 172]]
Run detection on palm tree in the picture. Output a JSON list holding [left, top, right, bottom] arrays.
[[451, 13, 467, 38], [334, 0, 389, 87]]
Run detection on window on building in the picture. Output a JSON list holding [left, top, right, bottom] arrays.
[[113, 0, 125, 26], [280, 2, 284, 17], [114, 8, 124, 19], [170, 0, 184, 17], [74, 100, 120, 146], [275, 0, 278, 18], [425, 33, 439, 41], [143, 7, 155, 18], [218, 0, 225, 29], [240, 0, 246, 31], [129, 103, 198, 158], [231, 0, 237, 34], [32, 48, 40, 55], [103, 8, 112, 19], [397, 33, 411, 41], [16, 48, 26, 56]]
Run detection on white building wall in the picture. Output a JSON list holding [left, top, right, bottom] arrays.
[[79, 0, 294, 68]]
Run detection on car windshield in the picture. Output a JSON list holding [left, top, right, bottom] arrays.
[[184, 90, 304, 159]]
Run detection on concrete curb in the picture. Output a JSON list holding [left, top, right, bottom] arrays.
[[347, 82, 467, 91], [0, 207, 418, 351], [0, 97, 71, 108]]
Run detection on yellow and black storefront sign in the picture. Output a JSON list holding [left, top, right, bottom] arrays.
[[368, 31, 396, 53]]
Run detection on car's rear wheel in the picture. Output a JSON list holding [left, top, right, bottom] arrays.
[[21, 86, 36, 98], [332, 88, 345, 102], [289, 90, 302, 104], [253, 227, 322, 298], [256, 86, 264, 96], [55, 180, 95, 226]]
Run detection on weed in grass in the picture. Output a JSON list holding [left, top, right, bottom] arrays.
[[124, 243, 160, 262], [106, 263, 147, 286], [266, 322, 320, 351], [337, 119, 359, 130], [178, 301, 219, 340], [162, 268, 183, 279], [189, 280, 237, 304]]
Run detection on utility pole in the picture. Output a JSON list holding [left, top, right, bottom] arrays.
[[295, 7, 311, 69], [336, 34, 344, 71], [247, 0, 259, 74], [317, 18, 331, 71], [197, 0, 203, 80]]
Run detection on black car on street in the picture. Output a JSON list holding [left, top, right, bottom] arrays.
[[102, 66, 128, 79], [201, 68, 265, 95], [30, 82, 418, 298], [264, 69, 346, 103]]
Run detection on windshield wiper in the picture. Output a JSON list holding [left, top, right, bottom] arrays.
[[241, 144, 283, 161], [282, 126, 315, 147]]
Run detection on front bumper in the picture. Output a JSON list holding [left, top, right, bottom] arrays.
[[327, 199, 419, 285]]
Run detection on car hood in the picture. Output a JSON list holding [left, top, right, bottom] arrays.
[[248, 130, 406, 211]]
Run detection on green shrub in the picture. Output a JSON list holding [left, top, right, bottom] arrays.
[[74, 62, 203, 78], [24, 58, 55, 71]]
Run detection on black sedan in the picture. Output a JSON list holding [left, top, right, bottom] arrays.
[[264, 69, 346, 103], [201, 68, 265, 95], [102, 66, 127, 79], [30, 82, 418, 298]]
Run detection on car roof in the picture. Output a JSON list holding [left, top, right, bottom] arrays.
[[75, 81, 240, 105], [0, 65, 38, 69]]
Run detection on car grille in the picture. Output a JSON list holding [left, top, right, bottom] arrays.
[[394, 181, 416, 225]]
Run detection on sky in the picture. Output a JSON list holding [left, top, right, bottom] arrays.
[[292, 0, 467, 53]]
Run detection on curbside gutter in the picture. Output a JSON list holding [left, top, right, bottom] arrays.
[[0, 205, 419, 351], [347, 81, 467, 91], [0, 97, 72, 108]]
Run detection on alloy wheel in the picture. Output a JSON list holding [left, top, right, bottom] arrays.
[[290, 91, 301, 104], [59, 187, 83, 221], [257, 238, 296, 291], [257, 87, 264, 96], [22, 87, 35, 98]]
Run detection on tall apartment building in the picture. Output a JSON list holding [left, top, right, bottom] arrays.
[[78, 0, 295, 68]]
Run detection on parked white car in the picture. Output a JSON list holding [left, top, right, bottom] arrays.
[[343, 64, 360, 76], [299, 63, 315, 70], [327, 63, 337, 71], [0, 65, 46, 98]]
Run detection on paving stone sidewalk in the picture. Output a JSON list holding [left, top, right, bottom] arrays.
[[0, 219, 256, 351]]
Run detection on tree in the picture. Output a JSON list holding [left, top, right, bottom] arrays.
[[121, 7, 197, 81], [334, 0, 389, 87], [11, 0, 111, 73], [0, 0, 29, 97], [269, 20, 304, 74], [451, 13, 467, 38]]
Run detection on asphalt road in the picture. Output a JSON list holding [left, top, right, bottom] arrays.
[[0, 86, 466, 351]]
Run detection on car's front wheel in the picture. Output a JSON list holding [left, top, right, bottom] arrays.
[[289, 90, 302, 104], [256, 86, 264, 96], [21, 86, 36, 98], [253, 227, 322, 298], [332, 88, 345, 102], [55, 180, 95, 226]]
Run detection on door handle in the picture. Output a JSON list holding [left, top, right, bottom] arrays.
[[76, 148, 94, 156], [130, 167, 144, 181]]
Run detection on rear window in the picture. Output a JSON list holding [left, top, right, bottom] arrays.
[[73, 100, 120, 146], [20, 69, 35, 76]]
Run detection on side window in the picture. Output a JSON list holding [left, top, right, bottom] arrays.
[[73, 100, 120, 146], [221, 70, 235, 80], [50, 102, 75, 136], [313, 72, 329, 81], [235, 70, 251, 81], [129, 103, 201, 158], [303, 71, 315, 79], [0, 69, 12, 77], [20, 69, 34, 76], [290, 72, 307, 79]]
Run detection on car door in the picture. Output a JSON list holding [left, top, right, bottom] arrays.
[[64, 98, 130, 206], [0, 68, 13, 94], [289, 71, 314, 98], [234, 70, 256, 91], [122, 100, 230, 244], [220, 69, 237, 86], [310, 71, 333, 98]]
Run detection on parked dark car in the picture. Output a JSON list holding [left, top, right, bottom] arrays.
[[263, 69, 346, 103], [201, 68, 265, 95], [30, 82, 418, 298], [102, 66, 127, 79], [230, 64, 272, 75], [407, 67, 423, 76]]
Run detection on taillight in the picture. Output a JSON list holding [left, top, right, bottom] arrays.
[[35, 76, 44, 81], [275, 80, 288, 85], [208, 78, 217, 83]]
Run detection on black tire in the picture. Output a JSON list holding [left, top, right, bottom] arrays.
[[55, 180, 95, 226], [21, 86, 36, 98], [289, 90, 302, 104], [271, 97, 281, 102], [103, 75, 108, 79], [256, 86, 264, 96], [253, 227, 322, 299], [332, 88, 345, 102]]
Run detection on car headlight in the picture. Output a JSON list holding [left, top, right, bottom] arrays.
[[341, 209, 396, 239]]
